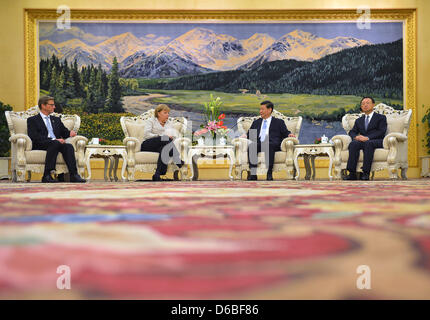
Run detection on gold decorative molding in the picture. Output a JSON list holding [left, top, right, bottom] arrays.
[[24, 8, 418, 167]]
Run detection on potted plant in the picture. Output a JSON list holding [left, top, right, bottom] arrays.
[[193, 94, 228, 145], [0, 101, 13, 179], [421, 105, 430, 177], [422, 105, 430, 154]]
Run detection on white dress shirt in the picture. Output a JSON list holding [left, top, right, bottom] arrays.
[[143, 117, 179, 140], [40, 113, 56, 140], [259, 116, 272, 141], [365, 111, 374, 123]]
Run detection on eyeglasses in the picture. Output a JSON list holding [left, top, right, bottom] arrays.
[[46, 103, 55, 106]]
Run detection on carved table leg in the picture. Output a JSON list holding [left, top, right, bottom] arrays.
[[310, 155, 316, 180], [104, 157, 109, 181], [191, 154, 199, 181], [303, 154, 311, 180], [113, 156, 119, 182]]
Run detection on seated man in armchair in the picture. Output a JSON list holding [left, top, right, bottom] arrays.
[[27, 96, 86, 183], [343, 97, 387, 181], [247, 101, 296, 181]]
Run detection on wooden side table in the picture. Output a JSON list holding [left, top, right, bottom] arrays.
[[187, 145, 235, 181], [420, 155, 430, 178], [84, 145, 127, 181], [293, 144, 335, 180]]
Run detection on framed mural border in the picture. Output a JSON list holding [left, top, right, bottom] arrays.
[[24, 8, 418, 167]]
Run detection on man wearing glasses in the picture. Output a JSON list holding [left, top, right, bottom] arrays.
[[27, 96, 86, 183], [343, 97, 387, 181]]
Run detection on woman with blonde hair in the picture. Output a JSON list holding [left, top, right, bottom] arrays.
[[141, 104, 184, 181]]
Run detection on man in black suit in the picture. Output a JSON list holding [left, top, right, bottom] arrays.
[[247, 101, 295, 181], [343, 97, 387, 181], [27, 96, 86, 183]]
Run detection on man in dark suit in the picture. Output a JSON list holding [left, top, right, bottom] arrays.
[[27, 96, 86, 183], [247, 101, 295, 181], [343, 97, 387, 181]]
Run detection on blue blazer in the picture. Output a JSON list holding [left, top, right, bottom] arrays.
[[349, 112, 387, 141], [247, 117, 291, 147]]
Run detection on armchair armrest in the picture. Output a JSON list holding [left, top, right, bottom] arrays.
[[332, 135, 352, 151], [383, 133, 408, 149], [9, 134, 32, 151], [232, 137, 251, 152], [67, 135, 88, 151], [280, 137, 299, 152], [67, 135, 87, 169], [232, 137, 251, 166], [174, 137, 191, 161], [123, 137, 140, 169], [123, 137, 141, 153]]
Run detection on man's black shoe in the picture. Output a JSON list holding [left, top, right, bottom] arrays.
[[152, 174, 162, 181], [360, 172, 370, 181], [266, 172, 273, 181], [42, 174, 58, 183], [248, 174, 257, 181], [343, 173, 357, 181], [70, 174, 86, 183], [57, 173, 65, 182]]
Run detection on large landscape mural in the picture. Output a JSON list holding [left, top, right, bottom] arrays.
[[39, 22, 403, 143]]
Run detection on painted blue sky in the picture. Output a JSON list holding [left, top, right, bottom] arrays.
[[40, 22, 402, 45]]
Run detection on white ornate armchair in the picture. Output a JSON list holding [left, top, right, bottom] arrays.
[[5, 106, 88, 182], [332, 103, 412, 180], [232, 110, 302, 180], [120, 109, 191, 181]]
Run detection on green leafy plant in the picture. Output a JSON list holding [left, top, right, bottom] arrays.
[[0, 101, 13, 157], [78, 112, 134, 143], [203, 94, 223, 123], [422, 105, 430, 154]]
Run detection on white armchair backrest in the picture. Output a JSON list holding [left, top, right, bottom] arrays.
[[120, 109, 188, 141], [342, 103, 412, 136], [5, 105, 81, 136], [237, 109, 303, 138]]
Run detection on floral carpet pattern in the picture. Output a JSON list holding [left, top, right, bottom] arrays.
[[1, 180, 430, 299]]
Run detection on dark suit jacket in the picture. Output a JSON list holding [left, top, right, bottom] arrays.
[[27, 113, 71, 149], [247, 117, 291, 147], [349, 112, 387, 141]]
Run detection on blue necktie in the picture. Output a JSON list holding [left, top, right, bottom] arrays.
[[260, 119, 267, 142], [44, 116, 56, 139], [365, 115, 369, 131]]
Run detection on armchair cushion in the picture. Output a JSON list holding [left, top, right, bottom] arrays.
[[25, 151, 67, 164], [124, 119, 146, 142], [10, 117, 27, 134], [340, 149, 389, 162]]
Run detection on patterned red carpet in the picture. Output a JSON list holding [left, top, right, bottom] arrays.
[[1, 179, 430, 299]]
